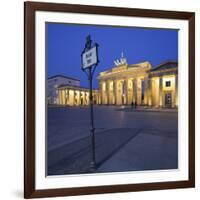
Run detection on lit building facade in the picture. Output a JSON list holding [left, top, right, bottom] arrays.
[[55, 56, 178, 108], [98, 56, 178, 108], [48, 75, 80, 104], [57, 85, 99, 106], [148, 61, 178, 108]]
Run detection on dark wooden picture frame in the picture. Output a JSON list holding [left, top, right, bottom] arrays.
[[24, 1, 195, 198]]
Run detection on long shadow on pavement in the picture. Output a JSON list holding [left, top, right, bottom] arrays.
[[48, 128, 141, 175]]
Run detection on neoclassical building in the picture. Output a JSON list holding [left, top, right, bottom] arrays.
[[98, 55, 178, 108], [48, 75, 80, 104], [57, 85, 99, 106], [56, 55, 178, 108]]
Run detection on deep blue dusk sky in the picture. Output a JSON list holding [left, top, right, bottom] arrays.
[[47, 23, 178, 88]]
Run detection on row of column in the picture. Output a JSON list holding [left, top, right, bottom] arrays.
[[99, 76, 178, 107], [58, 89, 89, 106], [57, 76, 178, 107], [99, 78, 145, 105]]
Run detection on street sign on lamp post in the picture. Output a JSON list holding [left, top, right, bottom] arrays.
[[81, 35, 99, 171]]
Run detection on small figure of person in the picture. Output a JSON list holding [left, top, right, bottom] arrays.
[[131, 101, 134, 109], [135, 101, 137, 109]]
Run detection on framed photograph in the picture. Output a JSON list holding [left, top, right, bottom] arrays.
[[24, 1, 195, 198]]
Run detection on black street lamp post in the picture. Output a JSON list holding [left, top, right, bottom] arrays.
[[81, 35, 99, 171]]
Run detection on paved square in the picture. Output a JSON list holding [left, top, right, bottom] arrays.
[[47, 106, 178, 175]]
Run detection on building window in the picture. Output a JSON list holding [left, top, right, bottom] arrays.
[[165, 81, 171, 87]]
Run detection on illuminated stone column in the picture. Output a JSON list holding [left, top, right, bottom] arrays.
[[61, 90, 65, 105], [75, 90, 80, 106], [98, 87, 101, 105], [67, 89, 69, 105], [106, 81, 110, 105], [113, 80, 117, 105], [58, 90, 62, 105], [134, 79, 141, 105], [87, 91, 90, 105], [132, 79, 135, 103], [85, 91, 87, 105], [144, 78, 149, 105], [120, 80, 123, 105], [132, 78, 138, 104], [130, 79, 134, 104], [175, 75, 178, 107], [100, 82, 103, 104], [59, 90, 62, 105], [83, 91, 85, 105], [64, 89, 67, 105], [74, 91, 77, 106], [121, 80, 124, 105], [76, 90, 80, 106], [57, 90, 60, 104], [116, 80, 120, 105], [148, 78, 152, 106], [77, 91, 80, 105], [159, 77, 163, 107], [63, 90, 66, 105], [68, 90, 74, 106], [102, 81, 107, 104], [120, 81, 123, 105], [73, 90, 76, 106], [64, 90, 66, 105], [72, 90, 75, 106], [112, 81, 114, 104], [117, 80, 123, 105], [125, 79, 129, 104], [65, 89, 67, 105], [93, 91, 97, 105], [109, 81, 114, 104], [137, 79, 142, 105], [80, 91, 84, 106], [127, 79, 132, 104], [99, 82, 102, 105], [104, 82, 107, 105]]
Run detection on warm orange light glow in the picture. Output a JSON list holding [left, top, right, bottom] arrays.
[[151, 77, 159, 106], [128, 79, 132, 89], [109, 81, 113, 90], [102, 82, 106, 91], [68, 90, 74, 106]]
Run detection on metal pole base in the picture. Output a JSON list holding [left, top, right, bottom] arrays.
[[89, 161, 96, 172]]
